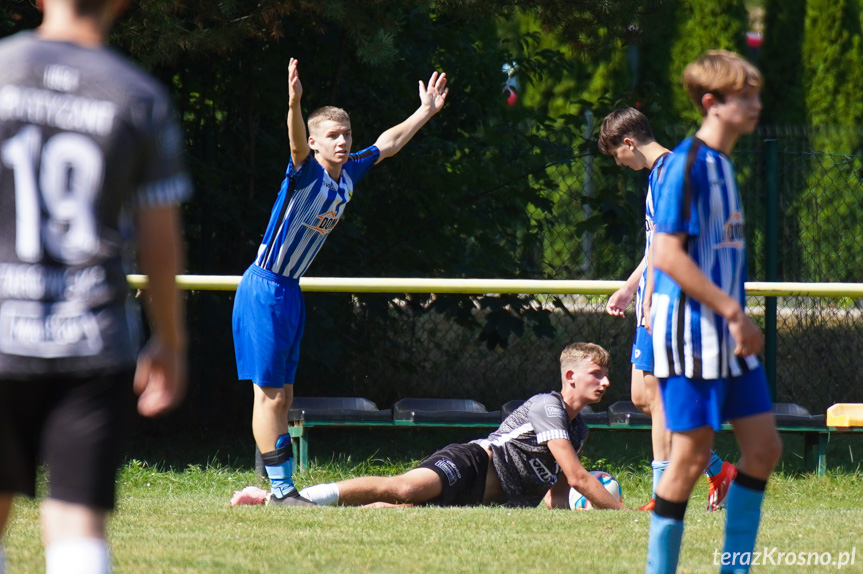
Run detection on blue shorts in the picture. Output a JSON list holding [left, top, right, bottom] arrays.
[[659, 365, 772, 432], [232, 265, 305, 387], [630, 326, 654, 372]]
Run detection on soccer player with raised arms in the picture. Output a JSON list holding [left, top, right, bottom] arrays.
[[232, 58, 448, 506], [644, 51, 782, 573], [599, 108, 737, 512]]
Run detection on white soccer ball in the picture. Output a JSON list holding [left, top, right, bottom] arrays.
[[569, 470, 623, 510]]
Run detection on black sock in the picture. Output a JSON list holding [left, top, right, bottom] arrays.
[[733, 470, 767, 492], [654, 494, 688, 521]]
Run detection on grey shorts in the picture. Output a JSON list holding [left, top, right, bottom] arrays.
[[416, 442, 489, 506]]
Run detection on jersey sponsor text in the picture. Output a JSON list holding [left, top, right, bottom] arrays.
[[0, 300, 102, 357], [0, 85, 116, 136]]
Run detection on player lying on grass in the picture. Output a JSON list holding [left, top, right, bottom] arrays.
[[295, 342, 629, 509]]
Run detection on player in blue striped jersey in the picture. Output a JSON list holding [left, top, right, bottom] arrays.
[[645, 52, 782, 574], [232, 57, 448, 505], [600, 107, 670, 511], [599, 108, 736, 513]]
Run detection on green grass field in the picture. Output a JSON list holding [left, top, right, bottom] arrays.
[[3, 428, 862, 573]]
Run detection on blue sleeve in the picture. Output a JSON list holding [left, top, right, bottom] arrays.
[[653, 145, 701, 238], [343, 145, 380, 184], [287, 153, 316, 179]]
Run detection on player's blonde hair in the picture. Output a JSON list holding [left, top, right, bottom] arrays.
[[559, 342, 610, 370], [684, 50, 762, 116], [308, 106, 351, 135]]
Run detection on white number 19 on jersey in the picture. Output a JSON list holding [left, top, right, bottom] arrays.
[[2, 125, 103, 265]]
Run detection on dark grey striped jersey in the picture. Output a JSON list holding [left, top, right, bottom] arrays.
[[472, 391, 589, 507], [0, 32, 191, 376]]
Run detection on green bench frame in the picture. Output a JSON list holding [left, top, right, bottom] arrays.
[[287, 419, 858, 476]]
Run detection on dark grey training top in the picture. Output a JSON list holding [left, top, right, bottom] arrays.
[[0, 32, 192, 376], [473, 391, 589, 507]]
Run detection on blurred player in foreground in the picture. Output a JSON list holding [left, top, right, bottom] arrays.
[[293, 343, 628, 510], [644, 51, 782, 574], [0, 0, 191, 572], [232, 57, 448, 506], [599, 107, 737, 512]]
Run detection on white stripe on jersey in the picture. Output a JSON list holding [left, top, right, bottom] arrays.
[[536, 428, 570, 443], [670, 294, 683, 375], [265, 181, 307, 270], [253, 149, 375, 279], [634, 182, 653, 328], [635, 154, 663, 328], [276, 180, 326, 273], [476, 422, 533, 449], [651, 293, 670, 377], [683, 301, 695, 378], [653, 140, 761, 380]]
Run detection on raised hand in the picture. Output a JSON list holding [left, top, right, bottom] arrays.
[[288, 57, 303, 105], [419, 71, 448, 114]]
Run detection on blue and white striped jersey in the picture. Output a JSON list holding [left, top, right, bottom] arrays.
[[634, 152, 668, 328], [651, 137, 759, 379], [253, 146, 380, 278]]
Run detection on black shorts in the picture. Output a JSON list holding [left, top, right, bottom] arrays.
[[416, 442, 489, 506], [0, 368, 135, 510]]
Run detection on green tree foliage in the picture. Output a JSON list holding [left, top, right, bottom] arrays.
[[497, 9, 662, 283], [798, 0, 863, 282], [760, 0, 807, 125], [664, 0, 750, 124], [8, 1, 859, 418], [1, 0, 655, 405], [757, 0, 807, 282], [801, 0, 863, 138]]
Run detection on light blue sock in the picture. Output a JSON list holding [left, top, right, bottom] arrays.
[[645, 513, 684, 574], [265, 458, 296, 498], [720, 481, 765, 573], [706, 451, 724, 477], [264, 434, 296, 498], [651, 460, 669, 499]]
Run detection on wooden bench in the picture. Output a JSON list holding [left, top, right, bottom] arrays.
[[277, 397, 856, 477]]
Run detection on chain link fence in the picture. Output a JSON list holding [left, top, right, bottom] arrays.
[[187, 125, 863, 430], [282, 125, 863, 418]]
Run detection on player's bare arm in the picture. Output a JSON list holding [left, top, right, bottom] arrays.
[[287, 58, 310, 167], [546, 439, 627, 509], [606, 258, 646, 317], [134, 205, 188, 417], [373, 70, 448, 162], [653, 232, 763, 356]]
